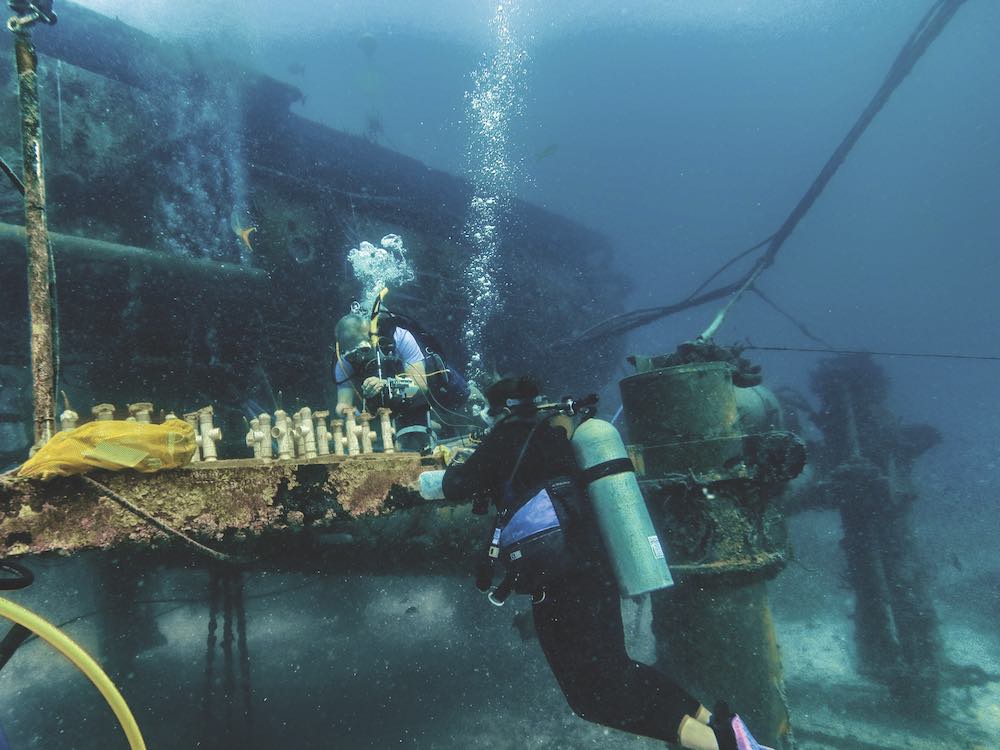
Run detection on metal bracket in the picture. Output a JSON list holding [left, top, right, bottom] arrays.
[[7, 0, 56, 32]]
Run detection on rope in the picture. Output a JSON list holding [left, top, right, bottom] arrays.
[[80, 476, 233, 563], [0, 157, 25, 194], [566, 0, 970, 347], [749, 287, 833, 348]]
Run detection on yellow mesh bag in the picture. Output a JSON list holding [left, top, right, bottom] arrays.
[[16, 419, 197, 481]]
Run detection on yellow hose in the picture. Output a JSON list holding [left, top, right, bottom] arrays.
[[0, 596, 146, 750]]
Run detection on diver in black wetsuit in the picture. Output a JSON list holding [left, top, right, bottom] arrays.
[[441, 376, 752, 750]]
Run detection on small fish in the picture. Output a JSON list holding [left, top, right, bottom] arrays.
[[288, 62, 306, 76], [949, 552, 963, 572], [238, 226, 257, 251], [230, 205, 258, 253], [405, 605, 418, 615], [535, 143, 559, 161]]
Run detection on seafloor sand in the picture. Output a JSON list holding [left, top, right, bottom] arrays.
[[0, 515, 996, 749]]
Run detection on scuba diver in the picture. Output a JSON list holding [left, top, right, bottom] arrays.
[[333, 291, 470, 451], [439, 376, 768, 750]]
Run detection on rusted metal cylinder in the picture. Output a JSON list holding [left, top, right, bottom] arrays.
[[620, 362, 747, 481], [12, 29, 55, 447], [652, 578, 791, 748], [620, 361, 795, 750]]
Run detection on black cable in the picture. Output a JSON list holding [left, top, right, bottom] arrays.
[[744, 344, 1000, 363], [750, 286, 833, 348], [0, 157, 25, 195], [565, 0, 970, 347], [0, 623, 31, 673], [686, 233, 775, 300], [0, 561, 33, 590]]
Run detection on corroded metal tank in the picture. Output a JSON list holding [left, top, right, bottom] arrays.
[[620, 361, 746, 481]]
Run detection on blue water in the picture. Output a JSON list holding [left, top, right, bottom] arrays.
[[2, 0, 999, 747]]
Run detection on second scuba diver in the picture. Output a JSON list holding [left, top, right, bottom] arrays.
[[334, 312, 432, 451], [333, 290, 471, 451], [440, 375, 769, 750]]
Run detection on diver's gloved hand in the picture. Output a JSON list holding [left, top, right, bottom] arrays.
[[362, 376, 385, 398]]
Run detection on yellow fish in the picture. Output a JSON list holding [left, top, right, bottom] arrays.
[[238, 226, 257, 252], [230, 206, 257, 252]]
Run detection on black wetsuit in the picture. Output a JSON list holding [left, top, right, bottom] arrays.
[[442, 416, 700, 744]]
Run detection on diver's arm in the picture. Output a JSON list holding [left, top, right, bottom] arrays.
[[441, 424, 520, 505], [401, 360, 429, 405], [441, 450, 493, 507]]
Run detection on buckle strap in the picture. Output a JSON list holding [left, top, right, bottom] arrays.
[[488, 572, 518, 607]]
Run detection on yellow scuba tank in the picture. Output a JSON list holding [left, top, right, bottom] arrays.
[[571, 418, 673, 597]]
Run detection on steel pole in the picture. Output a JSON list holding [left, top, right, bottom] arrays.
[[11, 27, 55, 446]]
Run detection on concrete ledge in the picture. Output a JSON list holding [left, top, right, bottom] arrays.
[[0, 454, 488, 569]]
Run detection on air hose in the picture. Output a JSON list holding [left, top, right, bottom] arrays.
[[0, 596, 147, 750]]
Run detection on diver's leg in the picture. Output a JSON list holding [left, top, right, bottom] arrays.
[[531, 566, 701, 744]]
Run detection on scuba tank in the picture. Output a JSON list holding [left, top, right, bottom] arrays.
[[571, 418, 674, 597]]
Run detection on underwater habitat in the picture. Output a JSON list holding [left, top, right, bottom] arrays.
[[0, 0, 998, 748]]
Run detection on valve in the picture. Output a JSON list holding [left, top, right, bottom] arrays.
[[377, 408, 395, 453], [271, 410, 294, 460], [257, 413, 273, 459], [295, 407, 318, 459], [343, 410, 360, 456], [91, 403, 115, 421], [58, 391, 77, 432], [128, 402, 154, 424], [314, 410, 332, 456], [290, 411, 303, 457], [358, 412, 377, 454], [59, 406, 78, 432], [197, 406, 222, 461], [245, 417, 266, 458], [330, 418, 345, 456]]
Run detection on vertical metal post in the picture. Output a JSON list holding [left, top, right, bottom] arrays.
[[8, 8, 56, 446], [620, 362, 798, 749]]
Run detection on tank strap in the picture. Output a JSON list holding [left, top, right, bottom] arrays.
[[580, 457, 635, 485]]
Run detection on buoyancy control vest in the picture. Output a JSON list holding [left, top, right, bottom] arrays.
[[482, 475, 586, 603]]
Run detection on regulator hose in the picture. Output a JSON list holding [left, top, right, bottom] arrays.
[[0, 596, 147, 750]]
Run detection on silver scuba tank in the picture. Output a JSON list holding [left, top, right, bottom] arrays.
[[571, 418, 673, 597]]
